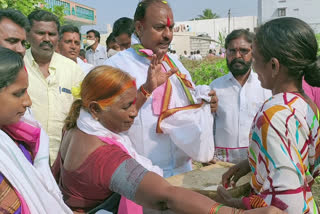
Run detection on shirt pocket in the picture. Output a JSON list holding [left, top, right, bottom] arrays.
[[217, 93, 237, 120], [57, 86, 74, 121]]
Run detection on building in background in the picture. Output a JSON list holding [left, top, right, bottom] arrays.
[[258, 0, 320, 33], [171, 33, 215, 58], [45, 0, 96, 27], [171, 16, 257, 57]]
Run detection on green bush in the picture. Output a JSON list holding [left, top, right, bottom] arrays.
[[181, 57, 228, 85]]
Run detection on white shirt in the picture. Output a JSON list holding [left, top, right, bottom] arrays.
[[85, 44, 107, 66], [131, 34, 140, 45], [104, 48, 195, 177], [210, 71, 271, 163], [182, 54, 189, 58], [77, 57, 94, 76], [195, 54, 203, 60]]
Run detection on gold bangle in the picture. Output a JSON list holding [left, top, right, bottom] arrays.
[[140, 85, 151, 98]]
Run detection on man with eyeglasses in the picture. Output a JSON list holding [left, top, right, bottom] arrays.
[[209, 29, 271, 164]]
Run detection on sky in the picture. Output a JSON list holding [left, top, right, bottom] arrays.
[[73, 0, 258, 33]]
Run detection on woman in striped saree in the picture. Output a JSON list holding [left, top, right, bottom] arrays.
[[219, 17, 320, 214]]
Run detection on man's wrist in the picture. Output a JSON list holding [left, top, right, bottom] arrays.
[[143, 83, 154, 94], [140, 84, 151, 98]]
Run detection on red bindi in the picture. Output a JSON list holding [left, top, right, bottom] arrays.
[[167, 16, 171, 27]]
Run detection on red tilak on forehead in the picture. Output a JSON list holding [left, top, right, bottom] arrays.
[[167, 16, 171, 27]]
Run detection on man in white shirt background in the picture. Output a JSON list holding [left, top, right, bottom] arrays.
[[85, 29, 107, 66], [210, 29, 271, 163], [112, 17, 135, 50], [181, 50, 188, 59], [105, 32, 120, 58], [195, 50, 203, 60], [57, 24, 93, 75]]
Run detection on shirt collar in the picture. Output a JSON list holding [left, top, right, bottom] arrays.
[[26, 49, 57, 71], [89, 44, 101, 53], [246, 69, 254, 83], [227, 69, 253, 82], [226, 72, 234, 80], [48, 52, 58, 70]]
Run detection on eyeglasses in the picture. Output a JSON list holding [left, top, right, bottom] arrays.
[[226, 48, 251, 56]]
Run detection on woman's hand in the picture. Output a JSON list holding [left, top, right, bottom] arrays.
[[143, 52, 177, 94], [215, 186, 246, 209], [222, 159, 251, 188], [216, 187, 287, 213]]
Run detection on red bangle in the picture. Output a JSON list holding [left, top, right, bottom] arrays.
[[140, 85, 151, 98], [208, 203, 220, 214]]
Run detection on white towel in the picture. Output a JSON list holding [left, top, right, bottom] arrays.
[[160, 84, 215, 162], [77, 108, 163, 176]]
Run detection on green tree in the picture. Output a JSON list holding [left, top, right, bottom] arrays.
[[43, 5, 66, 24], [217, 32, 226, 48], [0, 0, 65, 24], [193, 9, 220, 20]]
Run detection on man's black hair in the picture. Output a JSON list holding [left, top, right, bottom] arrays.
[[113, 17, 134, 37], [60, 24, 80, 40], [86, 29, 100, 42], [224, 29, 254, 49], [106, 32, 116, 47], [0, 8, 29, 31], [28, 9, 60, 32]]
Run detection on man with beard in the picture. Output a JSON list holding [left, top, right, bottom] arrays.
[[24, 10, 84, 163], [209, 29, 271, 163]]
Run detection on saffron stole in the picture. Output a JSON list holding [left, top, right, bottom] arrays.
[[132, 44, 204, 133]]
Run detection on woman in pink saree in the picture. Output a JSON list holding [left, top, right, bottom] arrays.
[[0, 47, 72, 213], [52, 62, 286, 214]]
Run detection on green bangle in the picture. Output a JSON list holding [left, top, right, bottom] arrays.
[[214, 204, 224, 214]]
